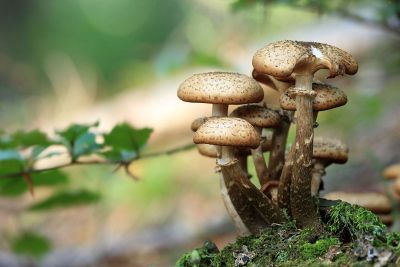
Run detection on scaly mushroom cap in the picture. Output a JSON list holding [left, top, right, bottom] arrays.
[[193, 117, 260, 148], [230, 105, 281, 128], [313, 137, 349, 164], [197, 144, 218, 158], [191, 117, 210, 132], [252, 40, 358, 79], [324, 191, 392, 214], [177, 72, 264, 104], [383, 163, 400, 180], [280, 83, 347, 111]]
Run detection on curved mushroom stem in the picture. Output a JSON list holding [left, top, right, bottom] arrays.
[[268, 110, 293, 181], [251, 127, 269, 185], [290, 74, 321, 228], [219, 158, 284, 234], [310, 161, 326, 196], [277, 141, 296, 213]]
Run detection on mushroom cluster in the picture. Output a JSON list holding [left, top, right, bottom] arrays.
[[178, 40, 358, 234]]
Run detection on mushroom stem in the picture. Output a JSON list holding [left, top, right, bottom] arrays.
[[310, 161, 326, 196], [290, 74, 321, 228], [212, 104, 228, 117], [277, 141, 296, 213], [251, 127, 269, 185], [268, 110, 293, 181], [219, 159, 284, 234]]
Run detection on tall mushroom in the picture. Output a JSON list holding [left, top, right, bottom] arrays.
[[194, 117, 284, 233], [178, 72, 265, 234], [253, 40, 358, 227]]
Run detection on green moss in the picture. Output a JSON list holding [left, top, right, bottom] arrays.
[[176, 202, 400, 266], [175, 241, 219, 267]]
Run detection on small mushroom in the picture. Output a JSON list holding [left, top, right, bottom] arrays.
[[253, 40, 358, 227], [195, 117, 283, 233], [383, 163, 400, 180], [230, 104, 281, 186], [311, 137, 349, 196], [324, 191, 392, 215]]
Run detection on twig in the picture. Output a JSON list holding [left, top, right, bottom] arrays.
[[0, 143, 195, 179]]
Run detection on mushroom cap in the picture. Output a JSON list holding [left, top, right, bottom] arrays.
[[313, 137, 349, 164], [197, 144, 218, 158], [394, 178, 400, 196], [193, 117, 260, 148], [280, 83, 347, 111], [177, 72, 264, 105], [230, 105, 281, 128], [378, 214, 394, 227], [324, 191, 392, 214], [252, 40, 358, 79], [191, 117, 210, 132], [383, 163, 400, 180]]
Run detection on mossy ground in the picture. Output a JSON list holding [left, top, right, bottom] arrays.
[[176, 202, 400, 266]]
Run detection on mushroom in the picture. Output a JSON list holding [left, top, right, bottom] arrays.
[[383, 163, 400, 180], [310, 137, 349, 196], [194, 117, 284, 233], [324, 191, 392, 215], [230, 104, 281, 186], [178, 72, 264, 234], [253, 40, 358, 227]]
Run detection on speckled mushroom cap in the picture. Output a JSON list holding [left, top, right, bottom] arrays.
[[252, 40, 358, 79], [177, 72, 264, 104], [313, 137, 349, 164], [197, 144, 218, 158], [324, 191, 392, 214], [383, 163, 400, 180], [280, 83, 347, 111], [230, 105, 281, 128], [193, 117, 260, 148]]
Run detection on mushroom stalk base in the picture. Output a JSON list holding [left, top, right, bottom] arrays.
[[311, 161, 326, 196], [290, 74, 321, 228], [219, 159, 284, 234]]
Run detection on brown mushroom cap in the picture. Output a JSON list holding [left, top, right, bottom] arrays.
[[324, 191, 392, 214], [252, 40, 358, 79], [394, 178, 400, 196], [313, 137, 349, 164], [383, 163, 400, 180], [378, 214, 394, 227], [193, 117, 260, 148], [177, 72, 264, 105], [230, 105, 281, 128], [280, 83, 347, 111]]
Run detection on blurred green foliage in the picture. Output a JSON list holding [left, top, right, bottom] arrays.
[[11, 232, 52, 258]]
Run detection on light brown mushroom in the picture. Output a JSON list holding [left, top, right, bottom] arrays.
[[195, 117, 283, 233], [230, 105, 281, 186], [383, 163, 400, 180], [324, 191, 392, 215], [253, 40, 358, 228], [310, 137, 349, 196]]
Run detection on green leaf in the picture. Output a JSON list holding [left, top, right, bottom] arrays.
[[57, 122, 99, 144], [103, 123, 152, 162], [72, 132, 102, 159], [11, 232, 51, 258], [0, 170, 69, 197], [0, 150, 25, 175], [29, 189, 101, 211], [12, 130, 52, 147]]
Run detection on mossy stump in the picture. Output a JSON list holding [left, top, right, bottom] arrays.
[[176, 202, 400, 267]]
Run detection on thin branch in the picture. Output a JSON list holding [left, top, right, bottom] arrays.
[[0, 143, 195, 179]]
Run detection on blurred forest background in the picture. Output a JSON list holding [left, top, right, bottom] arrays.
[[0, 0, 399, 266]]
